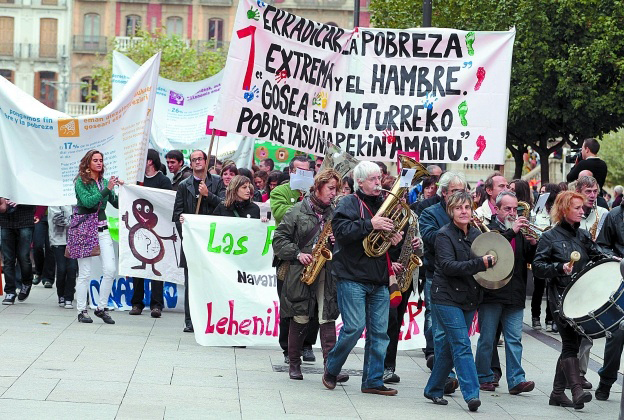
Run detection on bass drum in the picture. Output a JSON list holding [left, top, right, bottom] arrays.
[[561, 258, 624, 339]]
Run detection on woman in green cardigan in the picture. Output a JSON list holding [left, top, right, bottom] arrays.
[[74, 150, 124, 324]]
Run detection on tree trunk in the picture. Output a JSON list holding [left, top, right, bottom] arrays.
[[511, 147, 525, 179], [538, 148, 550, 184]]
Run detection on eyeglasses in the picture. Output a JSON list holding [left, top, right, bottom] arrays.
[[191, 157, 205, 163]]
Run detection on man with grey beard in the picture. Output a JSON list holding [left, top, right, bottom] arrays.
[[475, 191, 537, 394]]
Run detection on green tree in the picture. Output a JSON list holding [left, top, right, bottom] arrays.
[[91, 29, 227, 108], [600, 130, 624, 187], [370, 0, 624, 182]]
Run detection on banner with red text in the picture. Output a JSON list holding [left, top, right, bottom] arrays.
[[213, 0, 515, 163], [183, 214, 453, 348], [0, 53, 160, 205]]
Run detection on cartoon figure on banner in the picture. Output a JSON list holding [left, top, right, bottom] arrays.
[[122, 198, 178, 276]]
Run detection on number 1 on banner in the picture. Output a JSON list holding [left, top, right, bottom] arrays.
[[237, 26, 256, 91]]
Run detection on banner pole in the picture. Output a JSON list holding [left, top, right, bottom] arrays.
[[195, 132, 216, 214]]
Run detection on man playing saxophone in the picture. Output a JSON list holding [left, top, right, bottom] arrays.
[[272, 169, 348, 382]]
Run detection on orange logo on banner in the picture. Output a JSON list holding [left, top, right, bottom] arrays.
[[58, 119, 80, 137]]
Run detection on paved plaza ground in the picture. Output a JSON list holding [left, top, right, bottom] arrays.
[[0, 284, 622, 419]]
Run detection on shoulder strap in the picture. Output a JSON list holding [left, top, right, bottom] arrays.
[[298, 220, 322, 250], [233, 208, 240, 218]]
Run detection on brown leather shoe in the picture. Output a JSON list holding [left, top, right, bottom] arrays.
[[509, 381, 535, 395], [322, 369, 337, 390], [129, 305, 142, 315], [361, 385, 398, 396], [150, 308, 162, 318], [480, 382, 496, 392]]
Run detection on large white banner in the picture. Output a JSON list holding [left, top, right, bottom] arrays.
[[118, 184, 184, 285], [112, 51, 253, 167], [213, 0, 515, 163], [0, 53, 161, 205], [183, 214, 432, 349]]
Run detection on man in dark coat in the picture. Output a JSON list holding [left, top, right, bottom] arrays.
[[172, 149, 225, 332], [475, 191, 536, 395], [322, 161, 402, 396]]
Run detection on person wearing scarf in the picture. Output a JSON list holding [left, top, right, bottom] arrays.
[[272, 169, 348, 383]]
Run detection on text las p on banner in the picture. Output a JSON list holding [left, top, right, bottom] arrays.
[[213, 0, 515, 163], [0, 53, 161, 205]]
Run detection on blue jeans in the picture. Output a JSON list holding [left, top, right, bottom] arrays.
[[1, 226, 34, 294], [326, 280, 389, 389], [475, 303, 526, 390], [425, 303, 479, 401], [424, 275, 434, 356]]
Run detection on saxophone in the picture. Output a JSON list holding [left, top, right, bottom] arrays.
[[396, 211, 423, 293], [589, 201, 599, 241], [300, 217, 334, 285]]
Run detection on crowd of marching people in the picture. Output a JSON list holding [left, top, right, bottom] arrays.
[[2, 137, 624, 413]]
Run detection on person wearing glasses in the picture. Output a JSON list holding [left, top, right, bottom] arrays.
[[173, 149, 226, 333]]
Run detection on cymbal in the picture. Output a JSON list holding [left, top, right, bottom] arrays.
[[471, 232, 514, 290]]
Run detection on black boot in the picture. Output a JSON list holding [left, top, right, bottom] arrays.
[[319, 322, 349, 383], [561, 357, 592, 409], [549, 356, 575, 408], [288, 321, 307, 380]]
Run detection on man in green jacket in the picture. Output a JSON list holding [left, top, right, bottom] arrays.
[[270, 155, 318, 363], [270, 156, 310, 226]]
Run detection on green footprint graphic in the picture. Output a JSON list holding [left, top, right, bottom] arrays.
[[466, 32, 476, 56], [458, 101, 468, 126]]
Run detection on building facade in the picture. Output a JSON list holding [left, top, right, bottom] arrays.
[[0, 0, 72, 111]]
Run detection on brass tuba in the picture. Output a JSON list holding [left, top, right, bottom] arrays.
[[396, 211, 423, 292], [363, 155, 429, 258]]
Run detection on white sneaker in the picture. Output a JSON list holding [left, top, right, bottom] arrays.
[[64, 300, 74, 309]]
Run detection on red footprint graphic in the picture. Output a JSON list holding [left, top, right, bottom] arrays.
[[474, 135, 486, 160], [474, 67, 486, 91]]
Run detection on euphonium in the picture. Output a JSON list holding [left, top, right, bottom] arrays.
[[517, 201, 545, 240], [300, 219, 333, 285], [396, 211, 423, 293], [363, 155, 429, 258]]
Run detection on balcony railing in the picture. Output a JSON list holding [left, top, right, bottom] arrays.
[[115, 36, 143, 52], [0, 0, 68, 5], [199, 0, 232, 5], [73, 36, 107, 54], [161, 0, 192, 4], [32, 0, 68, 6], [26, 44, 67, 60], [65, 102, 98, 117], [0, 43, 22, 59]]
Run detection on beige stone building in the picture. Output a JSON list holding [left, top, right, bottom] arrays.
[[68, 0, 370, 115]]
